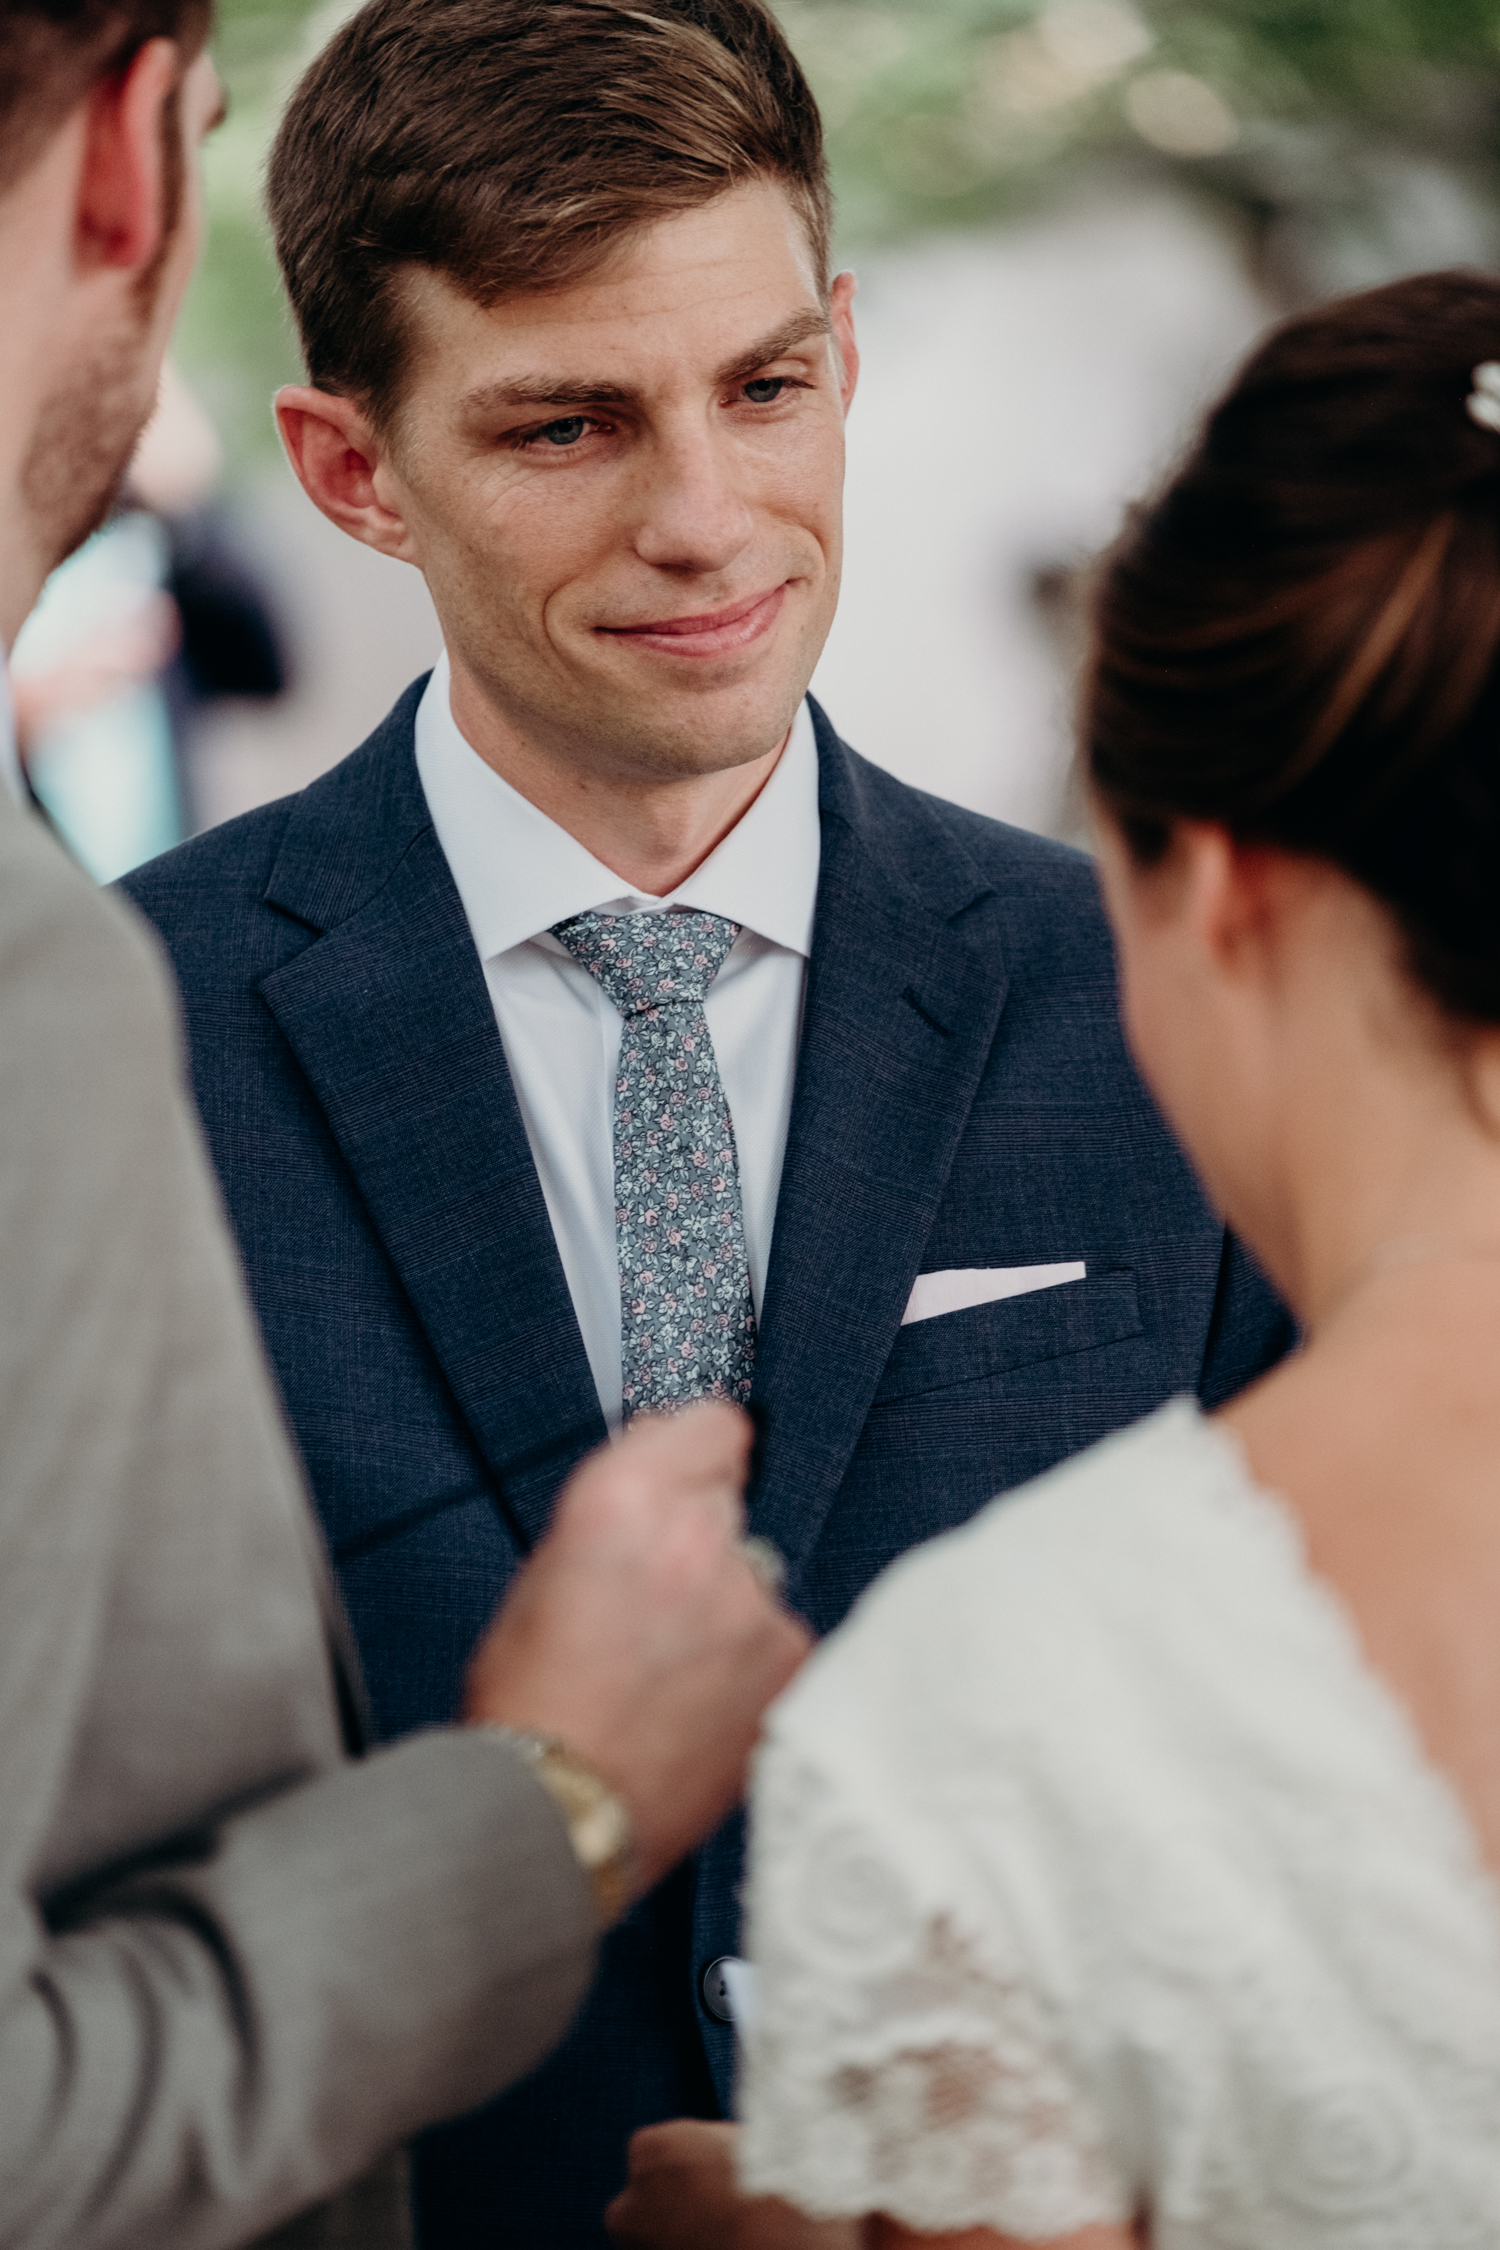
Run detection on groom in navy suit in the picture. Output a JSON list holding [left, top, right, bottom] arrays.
[[125, 0, 1291, 2241]]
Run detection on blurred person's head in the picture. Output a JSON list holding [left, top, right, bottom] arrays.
[[269, 0, 855, 815], [1085, 270, 1500, 1314], [0, 0, 221, 644]]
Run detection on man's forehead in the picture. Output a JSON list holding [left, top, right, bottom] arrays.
[[400, 181, 830, 408]]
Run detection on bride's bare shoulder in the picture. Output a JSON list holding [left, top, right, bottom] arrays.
[[1218, 1312, 1500, 1884]]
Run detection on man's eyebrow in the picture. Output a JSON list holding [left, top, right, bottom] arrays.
[[458, 377, 639, 416], [455, 308, 835, 423], [712, 308, 833, 387]]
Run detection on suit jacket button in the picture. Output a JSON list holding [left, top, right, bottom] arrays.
[[700, 1956, 738, 2023]]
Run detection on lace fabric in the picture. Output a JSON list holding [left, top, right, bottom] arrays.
[[741, 1768, 1128, 2237], [738, 1402, 1500, 2246]]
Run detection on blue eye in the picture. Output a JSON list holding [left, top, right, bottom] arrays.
[[541, 416, 588, 446], [744, 378, 785, 404]]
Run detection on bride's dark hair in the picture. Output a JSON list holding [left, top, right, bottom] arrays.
[[1088, 267, 1500, 1025]]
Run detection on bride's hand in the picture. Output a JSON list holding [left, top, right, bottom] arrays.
[[604, 2120, 1140, 2250], [605, 2120, 859, 2250]]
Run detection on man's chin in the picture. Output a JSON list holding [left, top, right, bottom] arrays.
[[575, 620, 822, 751], [20, 321, 158, 583], [574, 670, 810, 781]]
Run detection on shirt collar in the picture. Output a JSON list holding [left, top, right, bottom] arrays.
[[0, 663, 22, 806], [415, 650, 820, 963]]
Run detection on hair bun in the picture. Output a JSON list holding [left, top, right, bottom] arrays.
[[1089, 268, 1500, 1027]]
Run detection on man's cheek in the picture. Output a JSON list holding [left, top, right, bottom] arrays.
[[757, 438, 843, 537]]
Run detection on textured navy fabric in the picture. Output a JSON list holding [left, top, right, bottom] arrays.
[[123, 688, 1294, 2249]]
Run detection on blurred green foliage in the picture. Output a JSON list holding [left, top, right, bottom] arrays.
[[179, 0, 1500, 471], [174, 0, 339, 467], [787, 0, 1500, 236]]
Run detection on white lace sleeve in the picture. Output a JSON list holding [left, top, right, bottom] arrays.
[[736, 1728, 1131, 2239], [738, 1402, 1500, 2245]]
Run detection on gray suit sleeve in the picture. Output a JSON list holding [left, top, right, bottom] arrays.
[[0, 804, 598, 2250]]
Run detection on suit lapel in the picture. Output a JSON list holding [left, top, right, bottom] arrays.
[[253, 691, 1006, 1566], [259, 690, 605, 1552], [749, 706, 1011, 1585]]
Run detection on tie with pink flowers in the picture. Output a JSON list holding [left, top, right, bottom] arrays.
[[551, 908, 757, 1417]]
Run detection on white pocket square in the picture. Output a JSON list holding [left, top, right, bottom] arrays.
[[902, 1262, 1086, 1326]]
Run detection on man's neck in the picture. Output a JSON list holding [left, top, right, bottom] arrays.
[[447, 659, 793, 896], [0, 377, 51, 654], [0, 502, 50, 655]]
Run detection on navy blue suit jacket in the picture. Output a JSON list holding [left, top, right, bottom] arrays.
[[124, 686, 1291, 2248]]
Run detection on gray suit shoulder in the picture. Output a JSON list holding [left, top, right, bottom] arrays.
[[1, 790, 183, 1046]]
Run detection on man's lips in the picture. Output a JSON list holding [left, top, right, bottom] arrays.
[[598, 583, 787, 658]]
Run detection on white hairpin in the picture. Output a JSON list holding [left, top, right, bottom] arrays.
[[1467, 362, 1500, 432]]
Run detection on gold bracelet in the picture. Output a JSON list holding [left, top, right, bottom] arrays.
[[485, 1728, 640, 1930]]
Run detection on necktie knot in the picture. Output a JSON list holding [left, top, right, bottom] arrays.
[[552, 909, 739, 1016]]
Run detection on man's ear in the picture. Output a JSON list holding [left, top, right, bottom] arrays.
[[76, 38, 179, 276], [275, 386, 419, 561], [830, 270, 859, 415]]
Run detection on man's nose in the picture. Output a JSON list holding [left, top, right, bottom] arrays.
[[630, 424, 756, 575]]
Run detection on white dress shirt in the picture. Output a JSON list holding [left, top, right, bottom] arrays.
[[415, 655, 821, 1427]]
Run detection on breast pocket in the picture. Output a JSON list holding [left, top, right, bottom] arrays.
[[873, 1265, 1141, 1404]]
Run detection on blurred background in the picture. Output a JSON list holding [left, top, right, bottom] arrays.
[[19, 0, 1500, 873]]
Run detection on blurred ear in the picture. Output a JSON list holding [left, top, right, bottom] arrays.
[[75, 38, 179, 276], [1177, 823, 1240, 957], [1182, 824, 1319, 988], [830, 269, 859, 414], [275, 385, 418, 560]]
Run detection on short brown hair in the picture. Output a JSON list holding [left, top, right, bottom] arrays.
[[0, 0, 211, 196], [267, 0, 831, 430], [1088, 269, 1500, 1027]]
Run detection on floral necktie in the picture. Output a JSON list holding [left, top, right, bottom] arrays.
[[551, 908, 757, 1417]]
